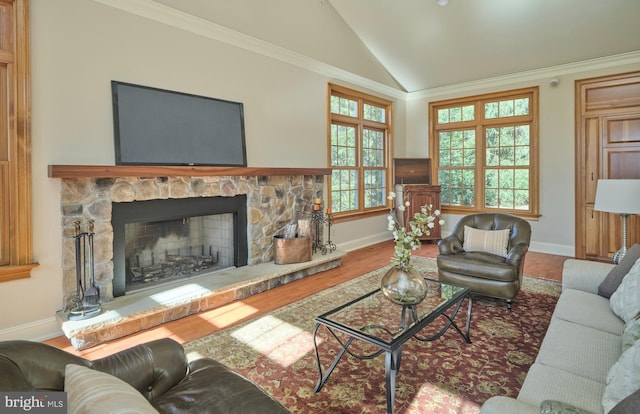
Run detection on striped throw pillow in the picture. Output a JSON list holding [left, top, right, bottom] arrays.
[[463, 225, 510, 257], [65, 364, 159, 414]]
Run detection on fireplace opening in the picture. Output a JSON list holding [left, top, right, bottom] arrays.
[[112, 196, 247, 296]]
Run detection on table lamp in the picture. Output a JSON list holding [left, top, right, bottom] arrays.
[[594, 179, 640, 264]]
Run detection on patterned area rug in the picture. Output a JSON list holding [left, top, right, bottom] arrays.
[[185, 257, 561, 413]]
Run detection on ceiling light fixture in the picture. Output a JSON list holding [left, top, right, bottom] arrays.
[[437, 0, 449, 6]]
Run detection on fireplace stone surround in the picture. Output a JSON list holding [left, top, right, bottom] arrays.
[[59, 172, 327, 311]]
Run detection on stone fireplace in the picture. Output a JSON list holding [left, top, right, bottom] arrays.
[[59, 173, 325, 311]]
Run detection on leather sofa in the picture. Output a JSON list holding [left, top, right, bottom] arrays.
[[0, 338, 290, 414], [437, 213, 531, 310]]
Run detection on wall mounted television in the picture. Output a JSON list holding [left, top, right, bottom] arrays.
[[112, 81, 247, 166]]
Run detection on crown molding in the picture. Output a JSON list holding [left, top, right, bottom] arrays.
[[90, 1, 640, 103], [92, 0, 407, 99], [408, 50, 640, 100]]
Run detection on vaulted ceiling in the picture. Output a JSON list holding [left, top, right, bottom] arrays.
[[150, 0, 640, 93], [329, 0, 640, 91]]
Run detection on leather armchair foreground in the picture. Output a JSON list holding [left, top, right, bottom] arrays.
[[437, 213, 532, 310], [0, 338, 290, 414]]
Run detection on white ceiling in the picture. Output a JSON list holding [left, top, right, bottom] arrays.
[[149, 0, 640, 93], [328, 0, 640, 91]]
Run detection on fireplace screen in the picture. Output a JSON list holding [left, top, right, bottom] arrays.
[[124, 213, 233, 291]]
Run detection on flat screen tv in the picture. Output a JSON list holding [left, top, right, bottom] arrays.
[[393, 158, 431, 184], [112, 81, 247, 166]]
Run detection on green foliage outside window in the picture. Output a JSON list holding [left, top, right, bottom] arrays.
[[329, 85, 392, 215], [432, 89, 537, 215]]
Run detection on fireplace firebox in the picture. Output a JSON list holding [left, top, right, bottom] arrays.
[[112, 196, 247, 296]]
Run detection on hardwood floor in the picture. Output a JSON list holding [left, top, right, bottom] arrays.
[[43, 240, 569, 360]]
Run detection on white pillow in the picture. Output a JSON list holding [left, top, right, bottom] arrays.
[[65, 364, 159, 414], [463, 225, 510, 257], [610, 258, 640, 322], [622, 311, 640, 353], [602, 340, 640, 413]]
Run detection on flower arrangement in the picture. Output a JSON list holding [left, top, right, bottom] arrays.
[[387, 191, 444, 270]]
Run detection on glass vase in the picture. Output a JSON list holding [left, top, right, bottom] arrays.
[[380, 264, 428, 305]]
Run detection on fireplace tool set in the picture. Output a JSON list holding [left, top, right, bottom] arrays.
[[68, 220, 102, 321]]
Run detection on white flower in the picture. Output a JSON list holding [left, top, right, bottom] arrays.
[[386, 191, 445, 270]]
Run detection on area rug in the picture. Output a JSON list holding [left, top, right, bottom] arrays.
[[185, 257, 561, 413]]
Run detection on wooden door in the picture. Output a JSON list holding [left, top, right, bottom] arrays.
[[576, 72, 640, 260]]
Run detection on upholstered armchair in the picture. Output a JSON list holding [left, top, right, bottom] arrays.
[[437, 213, 531, 310]]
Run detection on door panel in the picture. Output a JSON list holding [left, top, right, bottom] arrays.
[[607, 116, 640, 144], [584, 206, 601, 257], [584, 118, 599, 203], [605, 150, 640, 179]]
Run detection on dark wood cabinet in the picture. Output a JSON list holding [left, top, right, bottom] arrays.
[[395, 184, 442, 241]]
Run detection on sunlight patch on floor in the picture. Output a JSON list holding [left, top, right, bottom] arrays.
[[230, 315, 320, 367], [412, 382, 481, 413], [196, 301, 260, 329]]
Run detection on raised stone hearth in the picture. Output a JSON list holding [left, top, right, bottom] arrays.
[[57, 250, 345, 350]]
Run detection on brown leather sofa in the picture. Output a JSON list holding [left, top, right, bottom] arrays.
[[0, 338, 290, 414], [437, 213, 531, 310]]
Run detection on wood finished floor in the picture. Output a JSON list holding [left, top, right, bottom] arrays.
[[43, 240, 569, 360]]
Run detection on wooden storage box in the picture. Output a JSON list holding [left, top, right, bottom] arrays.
[[273, 235, 312, 264]]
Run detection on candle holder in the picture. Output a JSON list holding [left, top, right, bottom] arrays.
[[312, 208, 327, 254], [324, 212, 336, 253], [310, 199, 337, 255]]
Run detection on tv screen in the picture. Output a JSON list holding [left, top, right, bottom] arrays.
[[393, 158, 431, 184], [112, 81, 247, 166]]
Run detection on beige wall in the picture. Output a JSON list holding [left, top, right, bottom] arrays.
[[1, 0, 639, 341]]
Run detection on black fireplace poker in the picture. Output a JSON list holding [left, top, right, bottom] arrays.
[[68, 220, 102, 321]]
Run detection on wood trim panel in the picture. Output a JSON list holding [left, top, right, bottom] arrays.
[[48, 165, 332, 178], [0, 0, 37, 281]]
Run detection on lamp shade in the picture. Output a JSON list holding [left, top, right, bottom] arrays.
[[594, 179, 640, 214]]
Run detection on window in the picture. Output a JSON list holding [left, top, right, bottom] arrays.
[[328, 84, 393, 219], [429, 87, 539, 218], [0, 0, 36, 282]]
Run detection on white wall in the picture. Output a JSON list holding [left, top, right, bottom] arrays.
[[0, 0, 404, 340], [405, 59, 640, 257]]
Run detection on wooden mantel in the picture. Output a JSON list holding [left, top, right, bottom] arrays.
[[48, 165, 332, 178]]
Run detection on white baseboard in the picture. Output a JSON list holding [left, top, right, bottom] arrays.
[[528, 241, 574, 257], [339, 232, 574, 258], [0, 317, 63, 342], [337, 232, 391, 252]]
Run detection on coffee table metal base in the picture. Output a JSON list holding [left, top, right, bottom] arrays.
[[313, 294, 472, 414]]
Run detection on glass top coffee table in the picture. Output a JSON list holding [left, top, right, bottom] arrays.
[[312, 277, 472, 414]]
